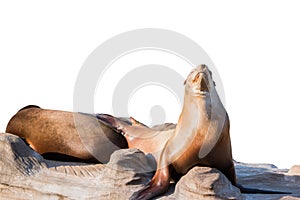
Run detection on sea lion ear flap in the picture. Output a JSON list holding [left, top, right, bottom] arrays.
[[130, 117, 139, 125], [184, 79, 187, 85], [130, 116, 147, 127], [208, 70, 216, 86]]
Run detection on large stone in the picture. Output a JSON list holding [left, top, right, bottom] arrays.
[[174, 167, 244, 200], [1, 132, 300, 199], [95, 148, 154, 199], [288, 165, 300, 176], [0, 133, 104, 199], [235, 162, 300, 200]]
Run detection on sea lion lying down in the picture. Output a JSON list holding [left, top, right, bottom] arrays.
[[6, 105, 128, 163]]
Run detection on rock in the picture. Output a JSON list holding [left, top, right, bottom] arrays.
[[279, 197, 300, 200], [95, 148, 154, 199], [174, 167, 244, 200], [0, 133, 155, 200], [0, 133, 105, 199], [0, 132, 46, 179], [288, 165, 300, 176], [235, 161, 300, 200], [1, 132, 300, 200]]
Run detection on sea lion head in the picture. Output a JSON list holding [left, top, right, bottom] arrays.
[[184, 64, 215, 97]]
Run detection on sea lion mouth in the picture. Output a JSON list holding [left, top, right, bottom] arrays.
[[191, 72, 210, 96], [184, 64, 215, 97], [199, 74, 209, 93]]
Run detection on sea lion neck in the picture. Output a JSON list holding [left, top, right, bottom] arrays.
[[182, 89, 212, 117]]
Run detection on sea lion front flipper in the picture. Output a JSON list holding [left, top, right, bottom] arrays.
[[96, 113, 127, 135], [96, 114, 119, 128], [130, 166, 170, 200]]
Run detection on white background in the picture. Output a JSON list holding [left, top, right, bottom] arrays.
[[0, 1, 299, 169]]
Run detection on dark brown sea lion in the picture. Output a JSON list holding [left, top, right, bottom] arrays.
[[6, 105, 128, 163], [98, 65, 290, 199]]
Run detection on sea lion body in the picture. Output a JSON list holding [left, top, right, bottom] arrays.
[[104, 65, 288, 199], [6, 106, 128, 163], [133, 65, 235, 199], [165, 75, 234, 177], [99, 65, 235, 199], [97, 114, 174, 160]]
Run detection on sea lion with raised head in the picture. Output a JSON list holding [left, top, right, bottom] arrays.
[[6, 105, 128, 163], [98, 64, 234, 199], [98, 65, 290, 199]]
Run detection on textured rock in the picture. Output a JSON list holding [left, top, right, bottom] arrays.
[[96, 148, 154, 199], [0, 133, 104, 199], [175, 167, 244, 200], [0, 133, 153, 200], [1, 132, 300, 200], [288, 165, 300, 176], [235, 162, 300, 200]]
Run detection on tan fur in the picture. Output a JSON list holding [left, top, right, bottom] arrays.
[[6, 107, 128, 163], [100, 65, 236, 199]]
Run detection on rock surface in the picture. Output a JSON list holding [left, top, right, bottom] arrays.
[[1, 133, 300, 200], [235, 162, 300, 200], [175, 167, 244, 200], [288, 165, 300, 176]]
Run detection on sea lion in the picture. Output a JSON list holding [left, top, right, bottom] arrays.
[[97, 114, 175, 162], [98, 64, 234, 199], [98, 65, 289, 199], [6, 105, 128, 163]]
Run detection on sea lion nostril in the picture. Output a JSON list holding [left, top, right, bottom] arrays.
[[200, 78, 209, 91], [193, 73, 200, 82]]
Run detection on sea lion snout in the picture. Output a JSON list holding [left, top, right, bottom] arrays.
[[192, 73, 209, 94], [200, 64, 207, 69], [185, 65, 214, 96], [199, 76, 209, 92]]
